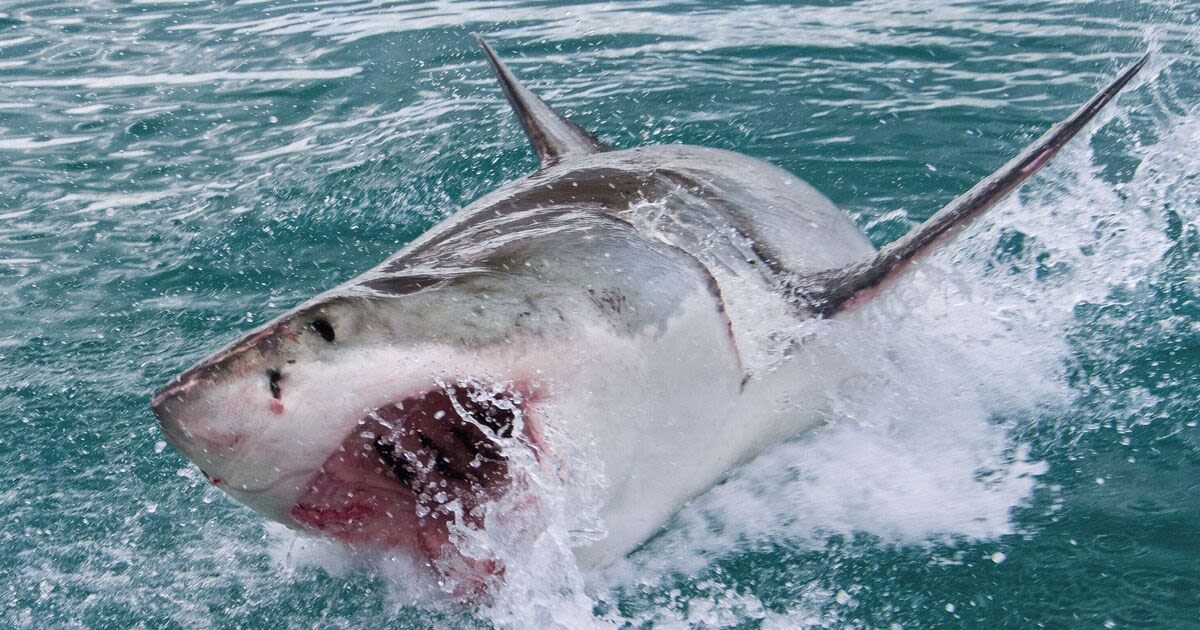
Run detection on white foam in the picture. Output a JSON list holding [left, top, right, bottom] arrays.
[[0, 135, 92, 150], [7, 68, 362, 89]]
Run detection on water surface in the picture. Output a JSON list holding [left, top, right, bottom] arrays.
[[1, 0, 1197, 627]]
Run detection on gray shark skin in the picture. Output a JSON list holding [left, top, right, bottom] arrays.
[[151, 39, 1148, 593]]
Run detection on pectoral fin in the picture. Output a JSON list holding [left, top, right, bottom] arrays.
[[811, 53, 1149, 316]]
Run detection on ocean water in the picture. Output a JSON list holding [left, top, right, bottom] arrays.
[[1, 0, 1198, 627]]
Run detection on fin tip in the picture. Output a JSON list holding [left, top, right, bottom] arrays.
[[473, 38, 609, 167]]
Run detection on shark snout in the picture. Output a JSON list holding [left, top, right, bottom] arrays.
[[151, 372, 204, 445], [151, 371, 248, 461], [151, 327, 293, 469]]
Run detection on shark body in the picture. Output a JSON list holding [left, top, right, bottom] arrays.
[[152, 40, 1147, 591]]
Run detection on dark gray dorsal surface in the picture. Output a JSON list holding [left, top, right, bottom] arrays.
[[364, 48, 1148, 328]]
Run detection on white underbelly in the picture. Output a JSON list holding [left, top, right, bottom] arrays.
[[553, 291, 855, 567]]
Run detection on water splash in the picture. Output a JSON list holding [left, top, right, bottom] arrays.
[[2, 1, 1198, 628]]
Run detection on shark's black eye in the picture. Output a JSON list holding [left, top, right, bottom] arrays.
[[310, 318, 335, 343]]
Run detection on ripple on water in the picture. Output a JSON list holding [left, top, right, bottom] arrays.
[[0, 0, 1197, 627]]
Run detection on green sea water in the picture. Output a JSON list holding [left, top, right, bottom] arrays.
[[1, 1, 1198, 627]]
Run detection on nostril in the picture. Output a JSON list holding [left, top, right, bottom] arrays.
[[267, 369, 283, 399]]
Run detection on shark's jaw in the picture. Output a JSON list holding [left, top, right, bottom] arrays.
[[284, 382, 541, 588], [154, 280, 770, 574]]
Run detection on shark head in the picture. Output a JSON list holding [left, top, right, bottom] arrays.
[[150, 202, 743, 588], [150, 285, 545, 580]]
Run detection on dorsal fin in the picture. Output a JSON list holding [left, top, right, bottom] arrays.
[[475, 35, 609, 168], [808, 53, 1150, 317]]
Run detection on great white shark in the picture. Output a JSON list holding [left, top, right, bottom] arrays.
[[152, 39, 1147, 592]]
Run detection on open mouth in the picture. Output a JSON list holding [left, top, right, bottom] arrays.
[[288, 382, 535, 584]]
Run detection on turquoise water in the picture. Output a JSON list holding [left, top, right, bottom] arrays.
[[1, 0, 1198, 627]]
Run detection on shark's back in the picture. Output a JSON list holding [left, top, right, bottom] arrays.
[[585, 143, 876, 278], [367, 143, 874, 309]]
